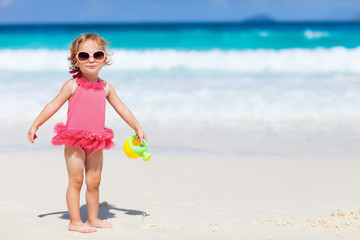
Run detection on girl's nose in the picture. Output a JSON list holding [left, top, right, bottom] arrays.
[[88, 56, 95, 62]]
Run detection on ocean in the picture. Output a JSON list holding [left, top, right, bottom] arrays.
[[1, 22, 360, 153]]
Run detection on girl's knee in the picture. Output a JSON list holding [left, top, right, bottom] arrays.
[[69, 175, 84, 188], [86, 175, 101, 189]]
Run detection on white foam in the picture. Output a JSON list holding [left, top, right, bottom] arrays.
[[1, 47, 360, 74], [304, 30, 330, 39], [2, 47, 360, 127], [0, 49, 68, 71]]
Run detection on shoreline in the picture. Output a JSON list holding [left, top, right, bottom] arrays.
[[5, 120, 360, 159]]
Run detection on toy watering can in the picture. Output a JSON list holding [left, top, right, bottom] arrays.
[[123, 135, 152, 161]]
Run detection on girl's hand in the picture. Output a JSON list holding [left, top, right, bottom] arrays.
[[27, 126, 38, 143], [135, 129, 147, 145]]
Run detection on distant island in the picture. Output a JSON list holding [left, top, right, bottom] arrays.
[[352, 12, 360, 21], [242, 14, 276, 22]]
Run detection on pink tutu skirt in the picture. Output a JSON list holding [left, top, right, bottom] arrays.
[[51, 122, 114, 152]]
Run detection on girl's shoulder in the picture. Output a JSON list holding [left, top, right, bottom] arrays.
[[101, 79, 114, 89], [102, 80, 111, 97], [63, 78, 78, 96], [63, 78, 77, 86], [101, 80, 118, 98]]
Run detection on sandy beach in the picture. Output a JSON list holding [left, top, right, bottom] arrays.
[[1, 122, 360, 240]]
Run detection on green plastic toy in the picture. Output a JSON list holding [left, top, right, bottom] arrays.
[[123, 135, 152, 161]]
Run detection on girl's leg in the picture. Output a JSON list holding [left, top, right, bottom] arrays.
[[85, 150, 112, 228], [64, 146, 96, 233]]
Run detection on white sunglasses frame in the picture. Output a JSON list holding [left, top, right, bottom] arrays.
[[76, 50, 106, 62]]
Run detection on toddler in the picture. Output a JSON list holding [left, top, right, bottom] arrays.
[[27, 33, 147, 233]]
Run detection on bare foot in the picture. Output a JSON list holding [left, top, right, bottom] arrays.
[[87, 219, 113, 229], [68, 222, 97, 233]]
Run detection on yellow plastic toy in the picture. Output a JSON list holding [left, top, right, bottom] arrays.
[[123, 135, 152, 161]]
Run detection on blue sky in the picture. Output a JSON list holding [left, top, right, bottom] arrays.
[[0, 0, 359, 24]]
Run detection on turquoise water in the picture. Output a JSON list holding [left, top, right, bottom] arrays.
[[1, 22, 360, 147], [0, 22, 359, 50]]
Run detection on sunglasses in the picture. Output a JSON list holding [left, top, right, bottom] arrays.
[[76, 50, 106, 62]]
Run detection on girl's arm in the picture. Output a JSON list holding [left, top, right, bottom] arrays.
[[27, 80, 74, 143], [106, 82, 147, 144]]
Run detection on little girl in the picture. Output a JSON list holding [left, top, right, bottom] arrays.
[[27, 33, 147, 233]]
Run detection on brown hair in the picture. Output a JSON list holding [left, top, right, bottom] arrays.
[[68, 33, 112, 71]]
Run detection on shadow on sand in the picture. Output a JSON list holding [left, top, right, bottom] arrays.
[[38, 202, 149, 222]]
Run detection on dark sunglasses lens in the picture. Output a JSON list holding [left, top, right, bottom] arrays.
[[93, 51, 105, 60], [78, 52, 90, 61]]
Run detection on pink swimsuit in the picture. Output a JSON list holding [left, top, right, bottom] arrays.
[[51, 74, 114, 155]]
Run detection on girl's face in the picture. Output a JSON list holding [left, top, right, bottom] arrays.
[[75, 40, 106, 77]]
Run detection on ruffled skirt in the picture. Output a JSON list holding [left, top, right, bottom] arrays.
[[51, 122, 114, 152]]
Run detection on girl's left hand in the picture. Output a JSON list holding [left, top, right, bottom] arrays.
[[135, 129, 147, 144], [27, 126, 38, 143]]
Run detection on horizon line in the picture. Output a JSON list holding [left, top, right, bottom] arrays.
[[0, 19, 360, 26]]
